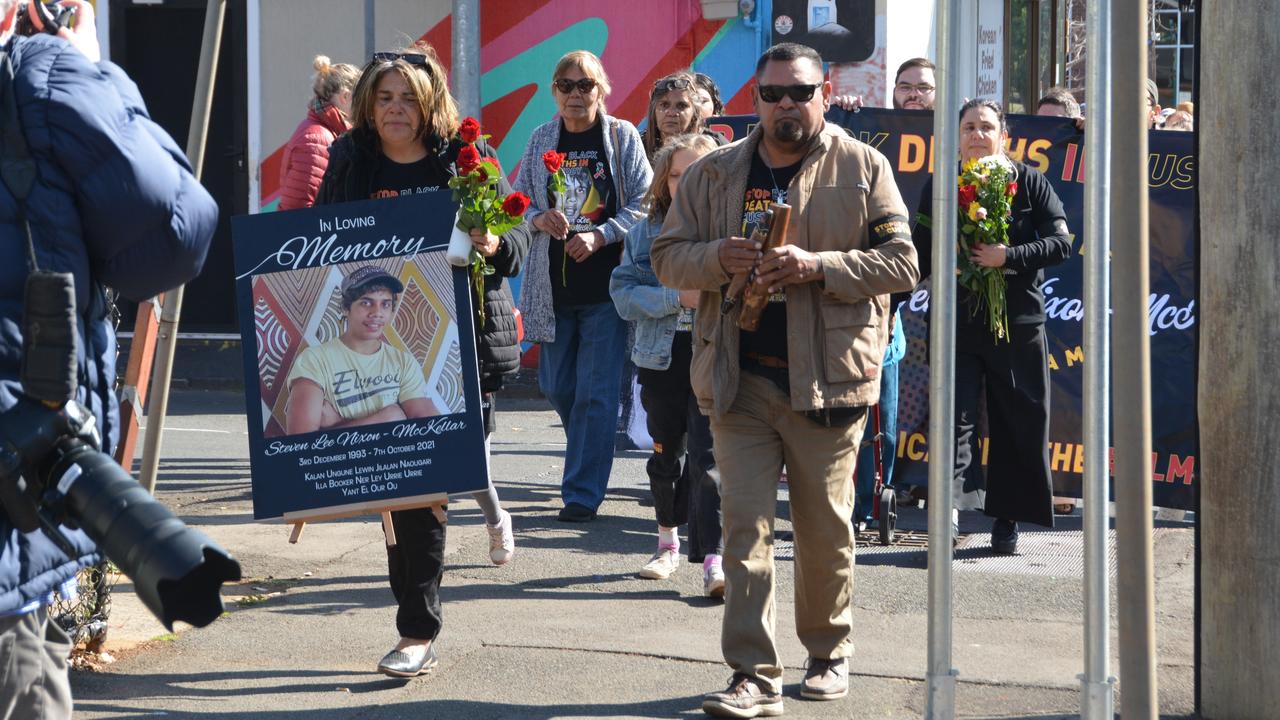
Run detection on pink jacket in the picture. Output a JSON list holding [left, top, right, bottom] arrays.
[[277, 103, 348, 211]]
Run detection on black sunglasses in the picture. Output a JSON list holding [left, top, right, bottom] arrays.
[[372, 52, 434, 75], [553, 78, 598, 94], [653, 77, 694, 92], [757, 83, 822, 104]]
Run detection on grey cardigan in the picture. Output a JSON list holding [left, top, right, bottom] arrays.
[[514, 114, 652, 343]]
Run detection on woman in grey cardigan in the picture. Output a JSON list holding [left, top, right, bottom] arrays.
[[515, 50, 652, 522]]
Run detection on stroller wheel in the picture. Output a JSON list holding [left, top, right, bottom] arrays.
[[879, 487, 897, 545]]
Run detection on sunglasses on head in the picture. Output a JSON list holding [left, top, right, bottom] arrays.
[[554, 78, 598, 94], [372, 52, 434, 74], [757, 83, 822, 104], [653, 77, 694, 92]]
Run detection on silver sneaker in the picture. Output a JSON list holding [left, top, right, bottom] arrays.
[[377, 643, 438, 678]]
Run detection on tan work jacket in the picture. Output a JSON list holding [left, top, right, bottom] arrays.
[[651, 122, 919, 417]]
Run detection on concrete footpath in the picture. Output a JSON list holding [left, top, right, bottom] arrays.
[[70, 389, 1196, 719]]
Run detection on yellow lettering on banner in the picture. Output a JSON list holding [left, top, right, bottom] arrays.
[[1048, 354, 1060, 371], [1073, 442, 1085, 474], [1027, 139, 1052, 173], [1066, 346, 1085, 367], [900, 135, 926, 173], [906, 432, 926, 461], [1051, 442, 1074, 472], [1005, 137, 1027, 162], [980, 436, 990, 465]]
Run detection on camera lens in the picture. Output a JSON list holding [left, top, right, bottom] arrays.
[[50, 443, 241, 630]]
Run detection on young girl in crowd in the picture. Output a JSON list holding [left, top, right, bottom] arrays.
[[609, 133, 725, 597]]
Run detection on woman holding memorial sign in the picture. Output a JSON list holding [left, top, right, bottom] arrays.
[[314, 43, 531, 677], [910, 99, 1072, 554], [515, 50, 651, 523]]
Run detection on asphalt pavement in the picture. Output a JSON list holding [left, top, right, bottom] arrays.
[[68, 388, 1197, 719]]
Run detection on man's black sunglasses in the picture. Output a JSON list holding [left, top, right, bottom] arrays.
[[372, 52, 434, 75], [757, 83, 822, 104], [553, 78, 598, 94]]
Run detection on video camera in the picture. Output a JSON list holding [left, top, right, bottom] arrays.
[[13, 1, 77, 37], [0, 272, 241, 630]]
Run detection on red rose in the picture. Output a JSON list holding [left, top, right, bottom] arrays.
[[501, 192, 531, 217], [457, 145, 481, 174], [542, 150, 566, 174], [958, 184, 978, 207], [1006, 181, 1018, 197], [459, 117, 482, 144]]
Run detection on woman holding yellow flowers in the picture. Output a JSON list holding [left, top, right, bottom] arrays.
[[910, 99, 1072, 554]]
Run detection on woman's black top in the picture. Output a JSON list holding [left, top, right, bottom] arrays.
[[910, 159, 1072, 327]]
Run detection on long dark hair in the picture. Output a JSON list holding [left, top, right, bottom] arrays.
[[642, 71, 702, 160]]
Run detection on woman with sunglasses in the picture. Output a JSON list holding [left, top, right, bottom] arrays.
[[515, 50, 652, 522], [316, 44, 531, 677], [641, 71, 721, 159]]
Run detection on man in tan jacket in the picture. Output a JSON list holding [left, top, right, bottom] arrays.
[[652, 43, 918, 718]]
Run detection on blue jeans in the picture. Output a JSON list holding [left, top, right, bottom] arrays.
[[855, 360, 899, 523], [539, 302, 628, 510]]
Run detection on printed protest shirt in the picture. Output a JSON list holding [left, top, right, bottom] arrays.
[[370, 156, 442, 200], [287, 338, 429, 422], [738, 153, 802, 378], [548, 120, 621, 306]]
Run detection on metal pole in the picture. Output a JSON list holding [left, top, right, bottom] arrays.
[[925, 0, 961, 716], [451, 0, 481, 120], [138, 0, 225, 494], [1112, 0, 1158, 717], [1080, 1, 1116, 718]]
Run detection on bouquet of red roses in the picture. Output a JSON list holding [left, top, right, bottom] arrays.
[[447, 117, 531, 322], [956, 154, 1019, 341]]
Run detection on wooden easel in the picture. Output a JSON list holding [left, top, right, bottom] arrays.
[[283, 493, 449, 547], [114, 294, 163, 469]]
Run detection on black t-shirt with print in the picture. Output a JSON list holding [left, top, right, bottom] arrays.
[[738, 152, 803, 384], [548, 120, 621, 307], [369, 155, 444, 199]]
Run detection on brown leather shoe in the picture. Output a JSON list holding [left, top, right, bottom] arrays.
[[702, 673, 784, 717], [800, 657, 848, 700]]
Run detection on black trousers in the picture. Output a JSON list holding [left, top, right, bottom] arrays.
[[386, 506, 446, 640], [954, 322, 1055, 528], [640, 382, 723, 561]]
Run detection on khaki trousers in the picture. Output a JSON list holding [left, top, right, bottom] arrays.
[[710, 372, 865, 693]]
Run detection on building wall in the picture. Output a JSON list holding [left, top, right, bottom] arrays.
[[256, 0, 764, 211]]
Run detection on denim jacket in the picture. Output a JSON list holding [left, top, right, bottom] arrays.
[[610, 219, 684, 371]]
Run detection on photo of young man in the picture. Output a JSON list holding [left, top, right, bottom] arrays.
[[285, 265, 441, 434]]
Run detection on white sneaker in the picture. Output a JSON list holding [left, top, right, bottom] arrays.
[[486, 509, 514, 565], [703, 556, 725, 598], [638, 546, 681, 579]]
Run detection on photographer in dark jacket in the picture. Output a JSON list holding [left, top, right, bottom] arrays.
[[315, 43, 530, 676], [0, 1, 218, 716]]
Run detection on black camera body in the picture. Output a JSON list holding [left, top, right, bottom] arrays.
[[0, 273, 241, 630], [13, 1, 76, 37]]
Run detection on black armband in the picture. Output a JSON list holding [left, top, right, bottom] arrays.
[[869, 214, 912, 248]]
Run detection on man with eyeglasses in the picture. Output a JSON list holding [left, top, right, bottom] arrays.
[[652, 42, 918, 718], [891, 57, 936, 110]]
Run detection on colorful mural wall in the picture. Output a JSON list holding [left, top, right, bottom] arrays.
[[258, 0, 774, 212]]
